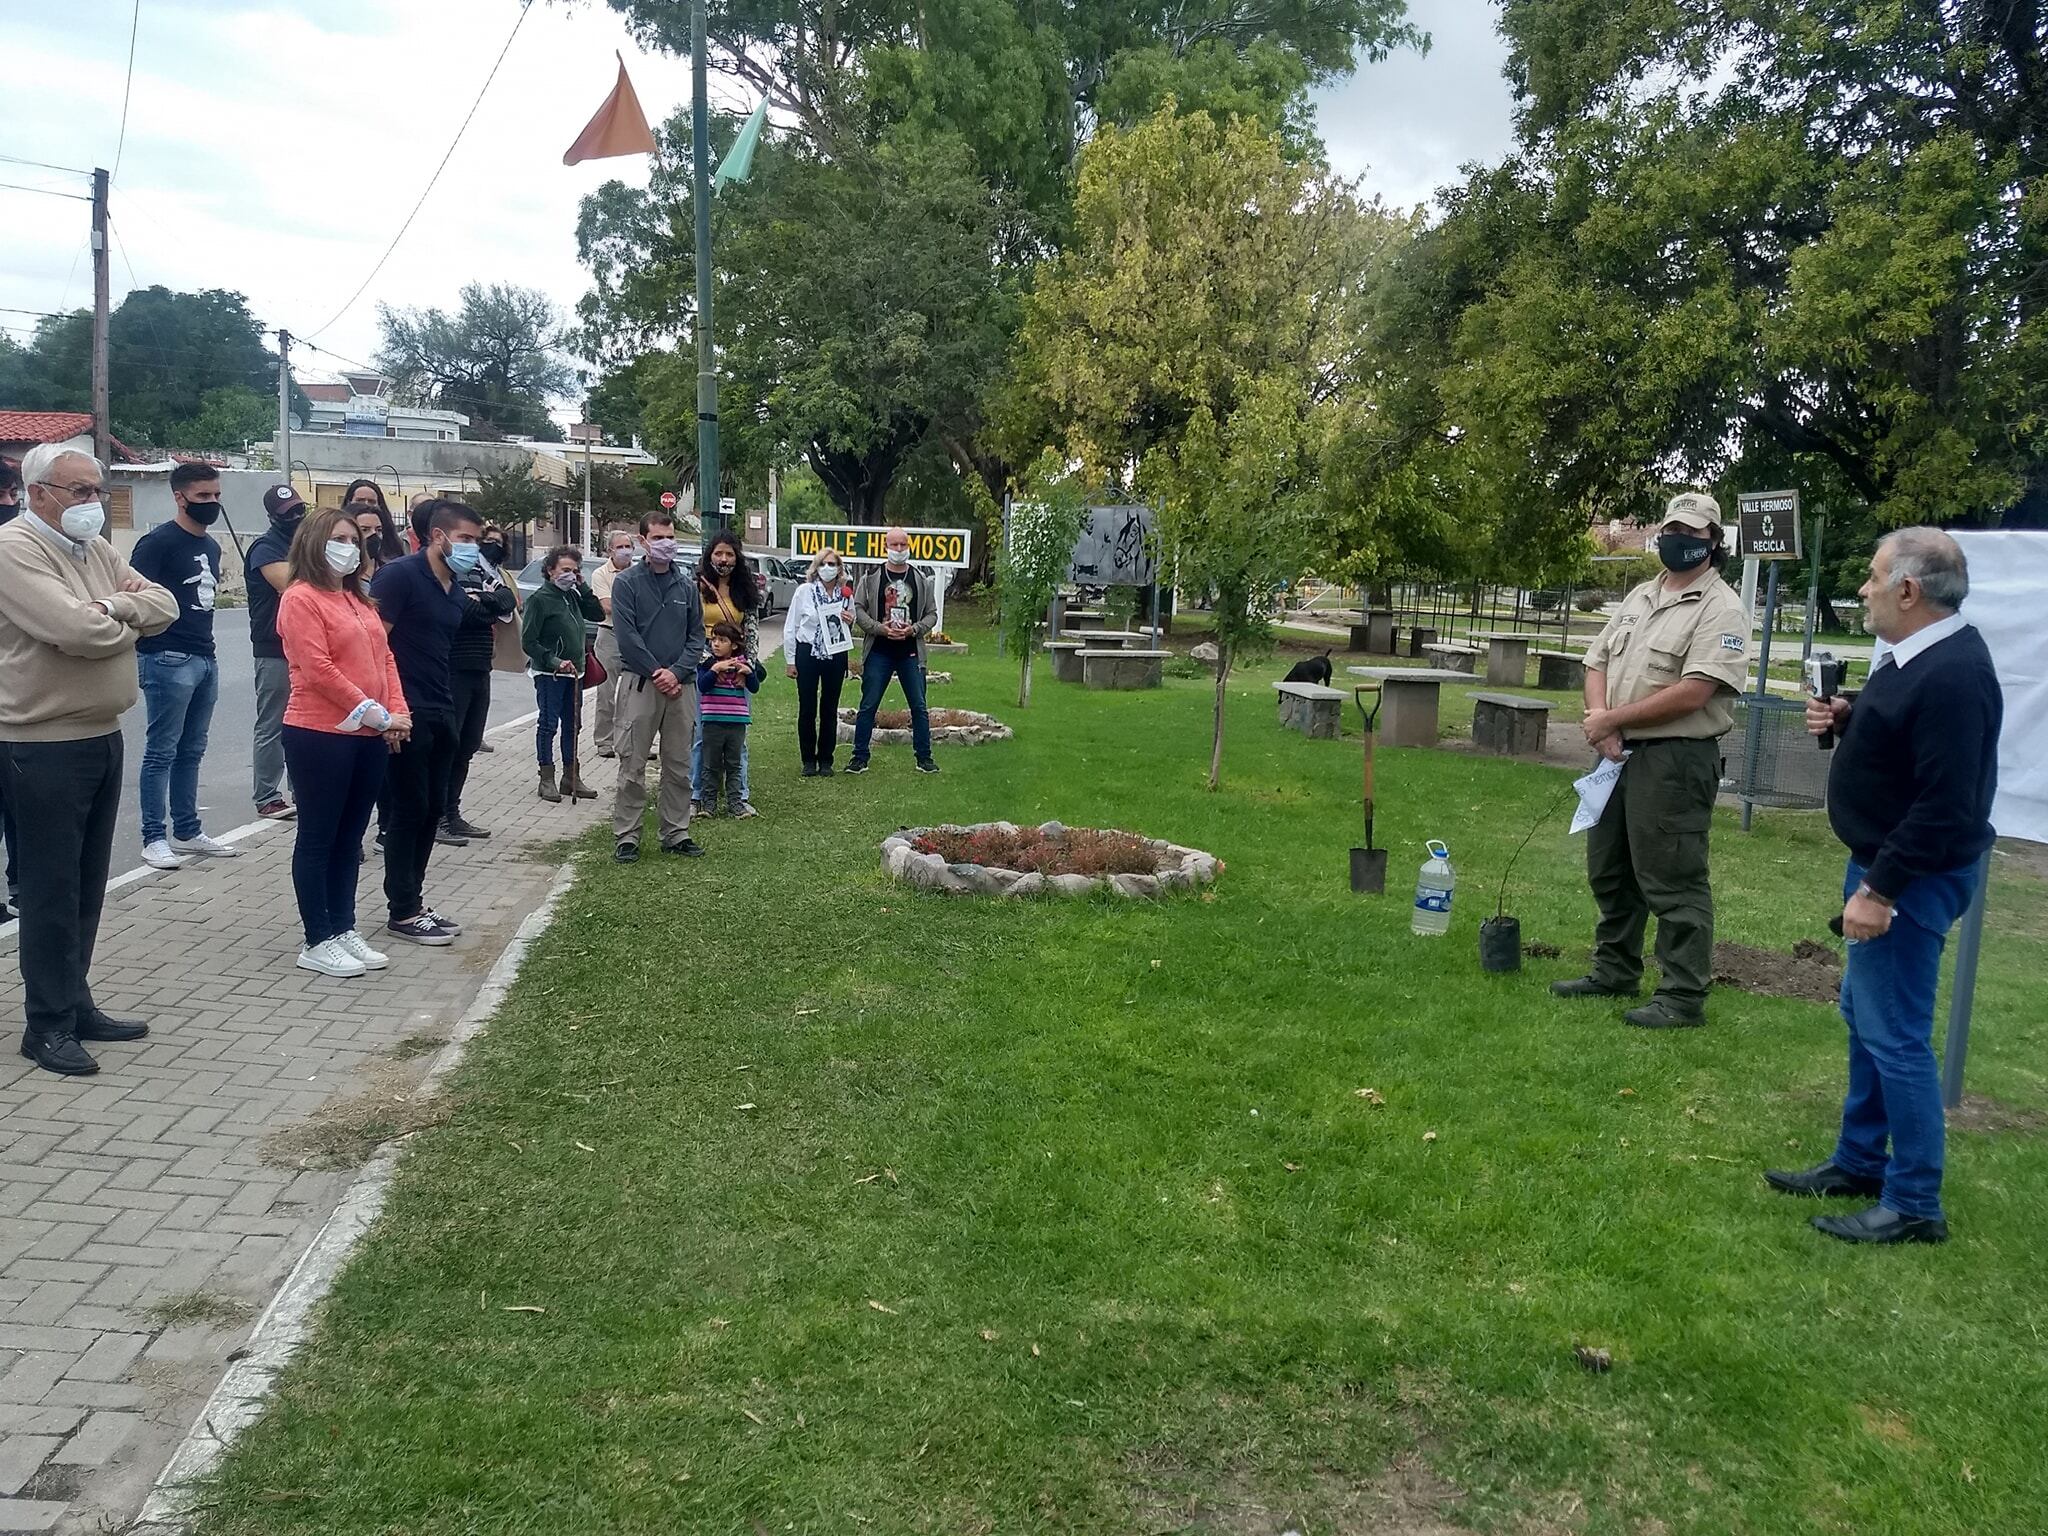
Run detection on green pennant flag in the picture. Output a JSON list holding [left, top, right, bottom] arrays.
[[713, 100, 769, 192]]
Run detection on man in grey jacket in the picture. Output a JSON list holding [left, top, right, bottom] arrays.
[[846, 527, 939, 774], [608, 512, 706, 861]]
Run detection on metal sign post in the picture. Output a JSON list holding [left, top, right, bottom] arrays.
[[1736, 490, 1803, 831]]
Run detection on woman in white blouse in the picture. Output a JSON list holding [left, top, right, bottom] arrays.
[[782, 548, 856, 776]]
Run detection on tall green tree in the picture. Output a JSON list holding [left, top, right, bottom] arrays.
[[1006, 105, 1377, 787], [1368, 1, 2048, 536], [376, 283, 576, 441]]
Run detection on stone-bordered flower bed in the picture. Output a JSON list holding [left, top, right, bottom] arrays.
[[880, 821, 1220, 898], [837, 708, 1011, 746]]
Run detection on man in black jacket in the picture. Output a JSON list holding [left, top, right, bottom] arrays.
[[1764, 528, 2002, 1245], [440, 523, 518, 841]]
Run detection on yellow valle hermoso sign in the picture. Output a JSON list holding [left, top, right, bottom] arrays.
[[788, 525, 973, 569]]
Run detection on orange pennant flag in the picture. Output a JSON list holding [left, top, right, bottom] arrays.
[[563, 53, 658, 165]]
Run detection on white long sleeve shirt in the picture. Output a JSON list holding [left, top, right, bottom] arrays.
[[783, 578, 853, 657]]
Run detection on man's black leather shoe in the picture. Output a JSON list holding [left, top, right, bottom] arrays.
[[1764, 1162, 1883, 1199], [77, 1010, 149, 1043], [663, 837, 706, 857], [614, 841, 640, 864], [1813, 1204, 1948, 1245], [1624, 999, 1704, 1029], [1549, 976, 1639, 1000], [20, 1034, 100, 1075]]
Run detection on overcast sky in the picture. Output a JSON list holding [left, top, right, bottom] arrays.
[[3, 0, 1514, 395]]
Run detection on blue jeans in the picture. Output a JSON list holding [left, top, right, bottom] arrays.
[[690, 730, 748, 802], [1832, 858, 1980, 1222], [534, 674, 578, 767], [138, 651, 218, 845], [851, 648, 931, 763]]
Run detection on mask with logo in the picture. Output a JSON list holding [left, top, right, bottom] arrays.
[[62, 504, 106, 542], [647, 536, 681, 565], [1657, 533, 1712, 573], [551, 569, 580, 592], [444, 541, 482, 574], [326, 540, 362, 576], [182, 500, 223, 527]]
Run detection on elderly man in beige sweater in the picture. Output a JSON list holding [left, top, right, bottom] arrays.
[[0, 446, 178, 1075]]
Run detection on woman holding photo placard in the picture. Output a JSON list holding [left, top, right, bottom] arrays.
[[783, 547, 856, 777]]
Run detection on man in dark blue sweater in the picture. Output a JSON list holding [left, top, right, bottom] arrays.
[[1765, 528, 2003, 1245]]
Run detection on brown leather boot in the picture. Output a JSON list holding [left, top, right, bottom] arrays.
[[562, 760, 598, 800], [537, 764, 561, 803]]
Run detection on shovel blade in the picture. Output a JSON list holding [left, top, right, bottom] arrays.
[[1350, 847, 1388, 894]]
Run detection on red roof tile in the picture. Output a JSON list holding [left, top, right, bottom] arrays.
[[0, 410, 96, 443]]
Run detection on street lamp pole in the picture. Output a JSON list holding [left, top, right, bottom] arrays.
[[691, 0, 720, 535]]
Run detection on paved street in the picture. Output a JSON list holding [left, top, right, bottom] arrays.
[[109, 609, 538, 864], [0, 710, 620, 1536]]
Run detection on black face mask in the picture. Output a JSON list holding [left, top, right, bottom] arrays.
[[1657, 533, 1712, 573], [0, 500, 18, 525], [274, 511, 303, 533], [183, 500, 223, 526], [479, 541, 506, 566]]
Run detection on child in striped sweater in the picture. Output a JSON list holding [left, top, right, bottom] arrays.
[[695, 623, 764, 816]]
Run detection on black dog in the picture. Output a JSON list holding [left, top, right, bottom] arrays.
[[1280, 649, 1334, 687]]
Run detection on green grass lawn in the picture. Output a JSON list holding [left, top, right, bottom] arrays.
[[196, 613, 2048, 1536]]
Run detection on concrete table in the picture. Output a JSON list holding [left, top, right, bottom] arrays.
[[1044, 639, 1086, 683], [1061, 610, 1110, 633], [1534, 649, 1586, 691], [1406, 625, 1438, 658], [1347, 666, 1448, 747], [1467, 691, 1553, 756], [1081, 647, 1169, 689], [1470, 631, 1534, 687], [1272, 680, 1346, 738], [1087, 630, 1154, 649], [1424, 642, 1479, 674]]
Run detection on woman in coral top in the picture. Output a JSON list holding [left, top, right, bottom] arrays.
[[276, 510, 411, 979]]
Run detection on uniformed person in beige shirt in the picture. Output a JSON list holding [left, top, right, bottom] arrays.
[[1552, 492, 1751, 1027]]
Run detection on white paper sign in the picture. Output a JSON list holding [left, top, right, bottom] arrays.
[[1951, 532, 2048, 843], [1570, 754, 1629, 835], [818, 601, 854, 658]]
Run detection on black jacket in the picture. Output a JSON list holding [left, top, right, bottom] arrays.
[[451, 561, 516, 672]]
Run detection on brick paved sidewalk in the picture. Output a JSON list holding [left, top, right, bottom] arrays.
[[0, 714, 622, 1535]]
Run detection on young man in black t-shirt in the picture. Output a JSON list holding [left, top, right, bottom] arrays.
[[245, 483, 304, 819], [130, 464, 240, 868]]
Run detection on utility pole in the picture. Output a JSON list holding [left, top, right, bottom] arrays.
[[583, 427, 595, 552], [691, 0, 720, 535], [767, 465, 779, 554], [90, 168, 111, 468], [276, 330, 294, 482]]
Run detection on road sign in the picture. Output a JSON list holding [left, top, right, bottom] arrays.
[[1737, 490, 1802, 560], [788, 524, 973, 569], [659, 490, 678, 511], [718, 497, 737, 518]]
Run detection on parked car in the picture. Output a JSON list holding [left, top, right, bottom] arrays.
[[513, 553, 610, 601]]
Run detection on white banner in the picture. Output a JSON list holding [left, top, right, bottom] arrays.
[[1952, 531, 2048, 844]]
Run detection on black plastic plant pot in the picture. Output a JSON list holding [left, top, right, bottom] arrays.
[[1479, 916, 1523, 974]]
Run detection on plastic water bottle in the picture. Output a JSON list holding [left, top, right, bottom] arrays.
[[1412, 840, 1454, 936]]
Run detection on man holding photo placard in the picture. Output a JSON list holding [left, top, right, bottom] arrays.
[[846, 527, 939, 775]]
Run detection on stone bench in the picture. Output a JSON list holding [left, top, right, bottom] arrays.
[[1534, 649, 1586, 691], [1470, 632, 1534, 687], [1346, 666, 1447, 747], [1272, 680, 1347, 738], [1347, 612, 1399, 654], [1044, 639, 1086, 683], [1468, 691, 1553, 757], [1424, 642, 1479, 674], [1081, 647, 1169, 690], [1406, 625, 1438, 658], [1061, 610, 1110, 633], [1087, 630, 1153, 649]]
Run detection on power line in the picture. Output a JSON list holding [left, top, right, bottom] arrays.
[[304, 0, 535, 341], [0, 153, 91, 177], [0, 180, 91, 202], [111, 0, 142, 182]]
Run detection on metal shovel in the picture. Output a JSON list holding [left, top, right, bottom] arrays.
[[1350, 685, 1387, 894]]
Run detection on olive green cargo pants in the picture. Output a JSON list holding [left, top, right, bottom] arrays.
[[1585, 737, 1722, 1012]]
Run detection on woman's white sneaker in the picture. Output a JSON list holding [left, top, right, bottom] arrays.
[[333, 930, 389, 969], [141, 840, 190, 871], [297, 939, 366, 978]]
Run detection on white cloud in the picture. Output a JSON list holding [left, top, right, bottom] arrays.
[[1313, 3, 1517, 212]]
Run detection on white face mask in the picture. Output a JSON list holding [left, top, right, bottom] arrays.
[[61, 504, 106, 542], [885, 547, 909, 567], [818, 564, 839, 583], [325, 539, 362, 576]]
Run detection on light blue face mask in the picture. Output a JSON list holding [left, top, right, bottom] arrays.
[[444, 541, 482, 574]]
